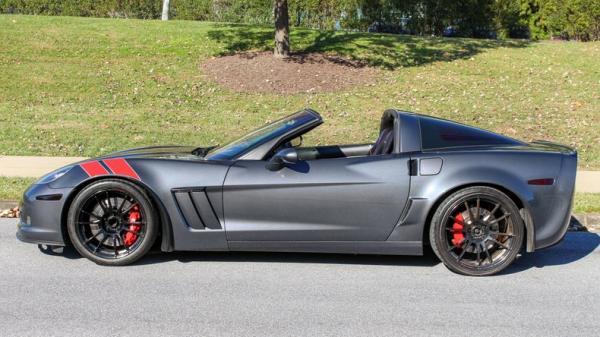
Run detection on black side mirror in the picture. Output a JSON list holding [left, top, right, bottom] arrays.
[[266, 148, 298, 171]]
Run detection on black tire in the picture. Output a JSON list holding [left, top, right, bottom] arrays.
[[67, 179, 158, 266], [429, 186, 524, 276]]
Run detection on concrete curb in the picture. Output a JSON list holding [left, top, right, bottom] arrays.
[[571, 213, 600, 232], [0, 200, 18, 209]]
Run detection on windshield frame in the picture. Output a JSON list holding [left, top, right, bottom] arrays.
[[205, 109, 322, 161]]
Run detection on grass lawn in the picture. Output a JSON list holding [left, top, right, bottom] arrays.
[[0, 177, 597, 213], [573, 193, 600, 213], [0, 15, 599, 168], [0, 177, 36, 201]]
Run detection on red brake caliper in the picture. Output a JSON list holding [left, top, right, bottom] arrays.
[[123, 205, 141, 247], [451, 212, 465, 247]]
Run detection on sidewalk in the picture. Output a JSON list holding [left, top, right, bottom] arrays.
[[576, 171, 600, 193], [0, 156, 87, 177], [1, 155, 599, 193]]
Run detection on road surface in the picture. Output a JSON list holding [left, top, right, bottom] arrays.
[[1, 218, 599, 337]]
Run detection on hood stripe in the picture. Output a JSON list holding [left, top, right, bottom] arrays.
[[80, 161, 109, 177], [103, 158, 141, 181]]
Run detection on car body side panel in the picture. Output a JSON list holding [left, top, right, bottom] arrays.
[[125, 159, 232, 251], [223, 154, 411, 242], [386, 149, 573, 251]]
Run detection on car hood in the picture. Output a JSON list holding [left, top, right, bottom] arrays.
[[97, 145, 207, 160]]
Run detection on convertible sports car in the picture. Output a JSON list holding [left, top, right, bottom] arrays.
[[17, 109, 577, 276]]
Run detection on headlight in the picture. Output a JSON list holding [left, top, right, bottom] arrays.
[[36, 166, 73, 184]]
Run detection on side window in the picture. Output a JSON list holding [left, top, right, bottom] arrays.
[[420, 116, 520, 150]]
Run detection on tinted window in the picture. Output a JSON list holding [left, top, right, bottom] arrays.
[[420, 116, 521, 150]]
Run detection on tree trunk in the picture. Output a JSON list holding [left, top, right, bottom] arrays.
[[274, 0, 290, 58], [161, 0, 170, 21]]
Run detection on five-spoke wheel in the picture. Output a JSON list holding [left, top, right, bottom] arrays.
[[67, 179, 158, 265], [430, 186, 524, 276]]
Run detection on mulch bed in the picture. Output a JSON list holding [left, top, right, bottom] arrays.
[[201, 52, 379, 94]]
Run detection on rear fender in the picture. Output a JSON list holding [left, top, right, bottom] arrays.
[[388, 163, 536, 252]]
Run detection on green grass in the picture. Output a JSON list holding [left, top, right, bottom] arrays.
[[0, 15, 599, 167], [0, 177, 597, 214], [573, 193, 600, 213], [0, 177, 36, 201]]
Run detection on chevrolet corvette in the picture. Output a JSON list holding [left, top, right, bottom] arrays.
[[17, 109, 577, 276]]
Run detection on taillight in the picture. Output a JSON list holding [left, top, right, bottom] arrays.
[[527, 178, 555, 186]]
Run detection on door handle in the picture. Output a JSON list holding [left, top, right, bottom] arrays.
[[409, 159, 418, 176]]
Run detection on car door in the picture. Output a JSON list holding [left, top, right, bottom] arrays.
[[222, 154, 411, 242]]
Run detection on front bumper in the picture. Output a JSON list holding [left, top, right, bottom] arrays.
[[16, 184, 72, 246], [17, 221, 64, 246]]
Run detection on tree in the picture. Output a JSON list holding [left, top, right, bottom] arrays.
[[162, 0, 170, 21], [274, 0, 290, 57], [541, 0, 600, 41], [494, 0, 529, 38]]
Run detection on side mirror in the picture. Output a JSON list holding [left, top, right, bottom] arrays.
[[266, 148, 298, 171]]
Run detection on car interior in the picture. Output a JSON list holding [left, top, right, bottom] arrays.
[[282, 110, 396, 160]]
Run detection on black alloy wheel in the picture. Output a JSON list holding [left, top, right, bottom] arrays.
[[67, 179, 158, 265], [430, 186, 524, 276]]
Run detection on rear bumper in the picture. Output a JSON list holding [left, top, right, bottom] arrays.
[[533, 197, 572, 251], [16, 184, 71, 246], [533, 151, 577, 250]]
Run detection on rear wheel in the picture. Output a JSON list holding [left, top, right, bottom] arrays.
[[429, 186, 524, 276], [67, 179, 158, 265]]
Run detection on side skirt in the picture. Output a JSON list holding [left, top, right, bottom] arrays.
[[227, 241, 423, 255]]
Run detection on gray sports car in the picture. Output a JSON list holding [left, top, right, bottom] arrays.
[[17, 109, 577, 276]]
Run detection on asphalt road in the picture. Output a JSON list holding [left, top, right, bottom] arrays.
[[1, 218, 599, 337]]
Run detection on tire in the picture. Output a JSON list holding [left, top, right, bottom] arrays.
[[429, 186, 524, 276], [67, 179, 158, 266]]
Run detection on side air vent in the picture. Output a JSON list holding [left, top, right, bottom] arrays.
[[172, 189, 222, 230]]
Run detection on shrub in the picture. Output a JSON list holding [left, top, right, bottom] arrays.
[[1, 0, 161, 19], [1, 0, 598, 40]]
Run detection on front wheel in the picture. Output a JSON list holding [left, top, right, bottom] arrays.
[[429, 186, 524, 276], [67, 179, 158, 266]]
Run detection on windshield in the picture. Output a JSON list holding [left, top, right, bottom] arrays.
[[205, 110, 319, 160]]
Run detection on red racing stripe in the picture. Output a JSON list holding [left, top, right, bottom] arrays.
[[102, 158, 140, 180], [80, 161, 109, 177]]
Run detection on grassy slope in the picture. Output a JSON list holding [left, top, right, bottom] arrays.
[[0, 177, 597, 213], [0, 15, 598, 167]]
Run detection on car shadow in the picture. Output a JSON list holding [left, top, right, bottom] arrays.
[[134, 249, 441, 267], [37, 244, 82, 260], [36, 242, 441, 267], [502, 231, 600, 275]]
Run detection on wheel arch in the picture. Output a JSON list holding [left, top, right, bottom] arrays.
[[422, 182, 535, 253], [60, 176, 174, 252]]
